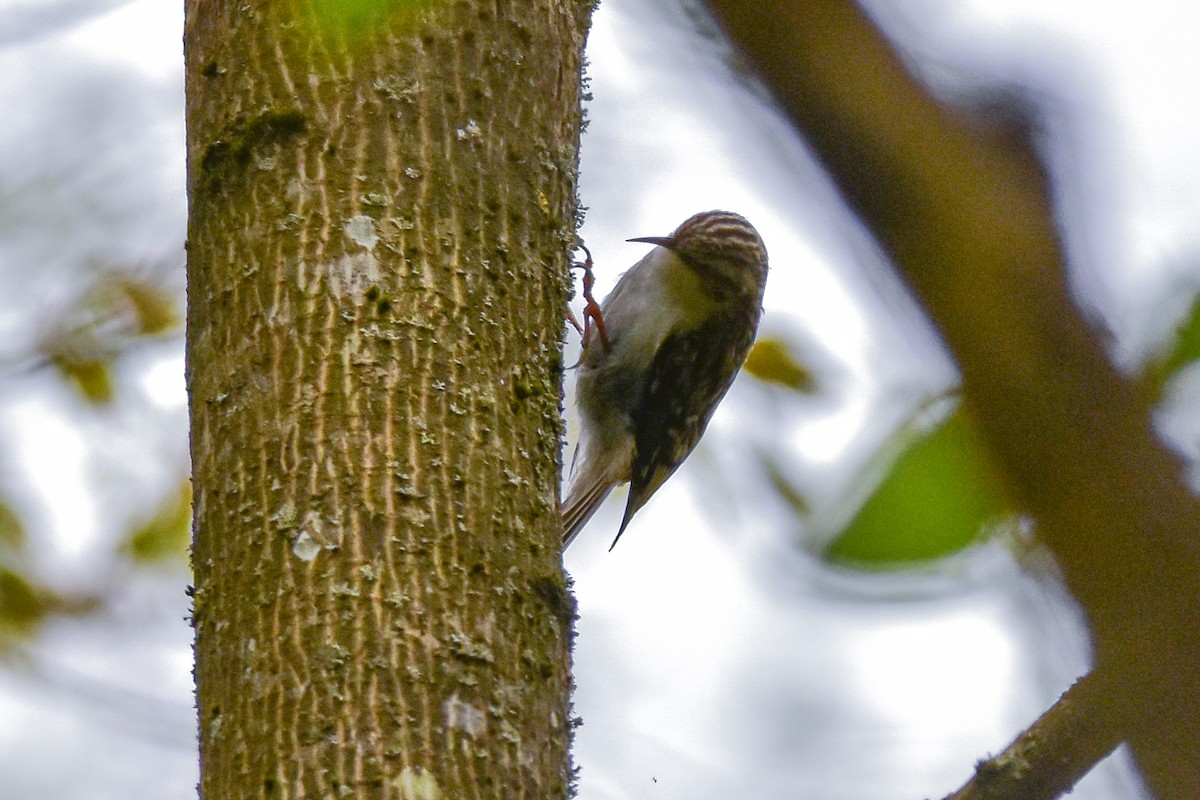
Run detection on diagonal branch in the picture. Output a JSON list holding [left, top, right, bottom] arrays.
[[703, 2, 1200, 797], [943, 673, 1121, 800]]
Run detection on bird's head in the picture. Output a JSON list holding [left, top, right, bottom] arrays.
[[629, 210, 768, 304]]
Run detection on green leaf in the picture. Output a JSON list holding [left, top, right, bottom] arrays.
[[0, 502, 23, 551], [53, 358, 115, 404], [743, 338, 815, 392], [123, 482, 192, 563], [1148, 295, 1200, 389], [0, 567, 48, 639], [117, 278, 179, 336], [827, 403, 1013, 566]]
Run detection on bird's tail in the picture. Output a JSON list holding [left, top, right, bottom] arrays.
[[561, 474, 615, 549], [561, 438, 630, 549], [561, 429, 638, 546]]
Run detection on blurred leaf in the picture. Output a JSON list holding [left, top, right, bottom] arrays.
[[36, 274, 178, 404], [116, 278, 179, 336], [0, 567, 103, 649], [0, 502, 23, 551], [827, 404, 1014, 566], [123, 482, 192, 563], [743, 338, 815, 392], [1147, 294, 1200, 390], [52, 358, 114, 404], [0, 567, 48, 640], [759, 452, 810, 517]]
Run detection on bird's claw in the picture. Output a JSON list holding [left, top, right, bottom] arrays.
[[570, 244, 611, 353]]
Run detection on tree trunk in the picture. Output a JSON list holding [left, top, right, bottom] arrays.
[[184, 3, 591, 797]]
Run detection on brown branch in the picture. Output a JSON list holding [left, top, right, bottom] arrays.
[[704, 1, 1200, 797], [943, 674, 1121, 800]]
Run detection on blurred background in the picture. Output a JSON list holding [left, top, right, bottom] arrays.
[[2, 0, 1198, 797]]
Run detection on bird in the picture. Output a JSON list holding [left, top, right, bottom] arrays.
[[562, 210, 769, 549]]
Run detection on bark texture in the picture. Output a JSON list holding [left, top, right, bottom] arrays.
[[185, 2, 591, 797]]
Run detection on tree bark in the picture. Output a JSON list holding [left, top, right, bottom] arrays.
[[185, 3, 591, 797], [705, 1, 1200, 797]]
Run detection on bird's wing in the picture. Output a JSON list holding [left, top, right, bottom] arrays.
[[615, 312, 754, 548]]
